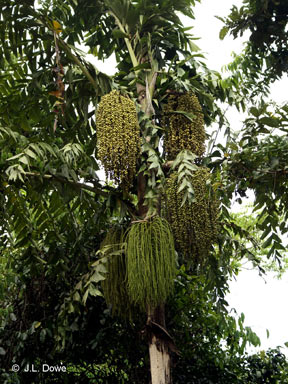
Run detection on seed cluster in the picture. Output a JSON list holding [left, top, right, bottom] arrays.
[[96, 90, 140, 190], [165, 168, 219, 263], [164, 93, 206, 160]]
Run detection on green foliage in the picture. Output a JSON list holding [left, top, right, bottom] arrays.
[[126, 216, 176, 311], [66, 360, 130, 383], [220, 0, 288, 92], [223, 106, 288, 263], [242, 349, 288, 383], [96, 90, 140, 190], [170, 149, 199, 206], [230, 204, 288, 275], [167, 267, 262, 383]]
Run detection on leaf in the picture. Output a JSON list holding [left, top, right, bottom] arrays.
[[138, 164, 147, 173], [52, 20, 62, 34], [250, 107, 260, 117], [180, 192, 188, 207], [219, 26, 229, 40], [177, 67, 185, 77], [40, 329, 46, 343], [75, 281, 82, 290], [260, 226, 271, 240], [25, 148, 37, 159], [171, 110, 196, 122], [89, 285, 102, 297], [97, 263, 107, 274], [19, 156, 29, 165], [178, 179, 188, 193], [262, 234, 273, 248], [7, 153, 23, 161], [259, 116, 279, 128], [89, 270, 106, 284], [148, 161, 160, 170], [188, 40, 201, 52], [73, 291, 81, 302], [112, 29, 129, 39], [82, 289, 89, 305], [35, 321, 41, 329], [39, 142, 56, 157]]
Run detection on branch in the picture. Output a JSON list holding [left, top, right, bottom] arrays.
[[108, 11, 139, 70], [24, 172, 137, 216], [37, 14, 107, 90], [58, 40, 100, 90], [24, 171, 108, 196]]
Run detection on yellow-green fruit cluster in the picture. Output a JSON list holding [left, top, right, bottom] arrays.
[[165, 168, 219, 263], [164, 93, 205, 160], [96, 90, 140, 190]]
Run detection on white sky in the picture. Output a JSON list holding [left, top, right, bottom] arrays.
[[89, 0, 288, 355]]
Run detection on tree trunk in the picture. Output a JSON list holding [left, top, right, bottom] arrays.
[[149, 335, 171, 384], [147, 305, 172, 384], [136, 73, 171, 384]]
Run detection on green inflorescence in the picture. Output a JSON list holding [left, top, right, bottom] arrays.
[[101, 227, 129, 317], [165, 168, 219, 263], [164, 93, 206, 160], [96, 90, 140, 190], [126, 216, 176, 311]]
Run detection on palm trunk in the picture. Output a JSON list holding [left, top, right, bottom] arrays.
[[149, 334, 171, 384], [136, 72, 171, 384], [147, 305, 172, 384]]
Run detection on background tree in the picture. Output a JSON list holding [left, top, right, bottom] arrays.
[[220, 0, 288, 86], [214, 0, 288, 269]]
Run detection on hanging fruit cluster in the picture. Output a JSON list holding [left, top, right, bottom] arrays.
[[126, 216, 176, 311], [165, 169, 219, 263], [162, 92, 219, 262], [101, 227, 129, 318], [101, 217, 177, 315], [163, 93, 206, 160], [96, 90, 140, 190]]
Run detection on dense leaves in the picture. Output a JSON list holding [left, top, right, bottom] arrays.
[[220, 0, 288, 84]]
